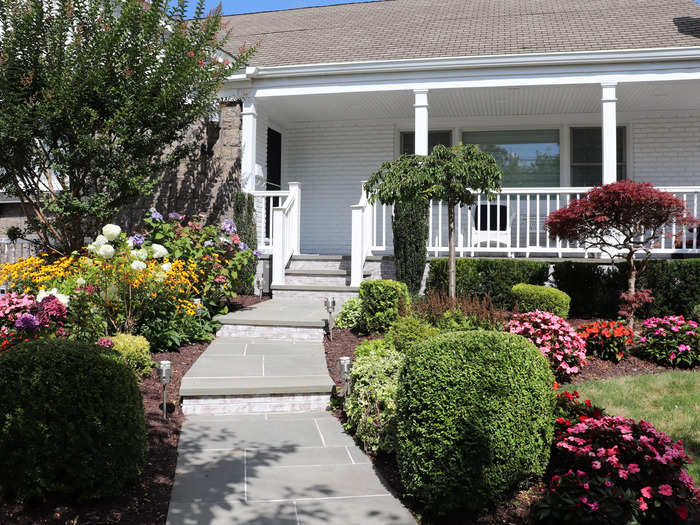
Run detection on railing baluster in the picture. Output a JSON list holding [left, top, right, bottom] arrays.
[[516, 194, 521, 250], [525, 194, 530, 257]]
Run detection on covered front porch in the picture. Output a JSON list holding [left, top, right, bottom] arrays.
[[232, 67, 700, 286]]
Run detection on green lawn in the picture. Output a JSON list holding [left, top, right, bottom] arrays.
[[570, 371, 700, 480]]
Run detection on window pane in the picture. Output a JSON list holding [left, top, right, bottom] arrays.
[[462, 129, 560, 188], [571, 127, 626, 186], [400, 131, 452, 155]]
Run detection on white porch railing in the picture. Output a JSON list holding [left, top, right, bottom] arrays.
[[365, 186, 700, 258], [270, 182, 301, 285], [0, 239, 36, 264], [350, 182, 374, 287], [252, 189, 291, 252]]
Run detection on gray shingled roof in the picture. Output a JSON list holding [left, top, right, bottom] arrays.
[[221, 0, 700, 68]]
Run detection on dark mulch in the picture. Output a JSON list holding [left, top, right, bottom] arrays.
[[0, 341, 208, 525], [324, 327, 380, 388], [226, 293, 270, 311], [571, 352, 667, 384]]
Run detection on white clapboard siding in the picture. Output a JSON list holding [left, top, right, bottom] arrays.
[[283, 121, 394, 254]]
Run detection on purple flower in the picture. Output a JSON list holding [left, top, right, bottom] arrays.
[[15, 313, 40, 331], [253, 249, 262, 258], [150, 208, 163, 221], [220, 219, 237, 235], [168, 212, 184, 221], [239, 242, 248, 251], [128, 233, 146, 246]]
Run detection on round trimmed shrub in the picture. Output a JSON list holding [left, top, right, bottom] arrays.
[[109, 333, 154, 378], [385, 316, 438, 353], [396, 331, 555, 516], [512, 283, 571, 318], [0, 339, 147, 501], [358, 279, 409, 334]]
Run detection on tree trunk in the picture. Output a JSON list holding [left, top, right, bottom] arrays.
[[448, 200, 456, 299], [627, 257, 637, 331]]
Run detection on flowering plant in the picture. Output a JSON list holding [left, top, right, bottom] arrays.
[[0, 292, 68, 352], [537, 415, 699, 524], [577, 320, 634, 363], [638, 316, 699, 368], [507, 311, 587, 379], [142, 210, 258, 311], [554, 389, 604, 432]]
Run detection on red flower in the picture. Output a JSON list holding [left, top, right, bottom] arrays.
[[585, 400, 592, 407], [675, 505, 689, 520]]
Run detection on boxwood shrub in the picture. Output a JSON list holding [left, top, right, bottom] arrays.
[[385, 316, 439, 353], [358, 279, 409, 334], [426, 258, 549, 308], [511, 283, 571, 318], [344, 341, 405, 455], [109, 333, 154, 378], [392, 199, 429, 294], [0, 339, 147, 501], [396, 331, 555, 516]]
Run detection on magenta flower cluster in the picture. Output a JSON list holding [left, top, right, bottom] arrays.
[[0, 292, 68, 349], [638, 315, 698, 368], [541, 415, 699, 522], [506, 310, 587, 378]]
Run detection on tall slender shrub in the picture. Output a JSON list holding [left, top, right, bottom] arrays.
[[392, 200, 429, 294], [232, 192, 258, 294]]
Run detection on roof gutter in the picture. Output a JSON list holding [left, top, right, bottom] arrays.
[[230, 46, 700, 81]]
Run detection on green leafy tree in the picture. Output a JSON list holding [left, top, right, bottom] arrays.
[[365, 144, 502, 298], [0, 0, 253, 253]]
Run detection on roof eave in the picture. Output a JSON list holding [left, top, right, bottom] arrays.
[[226, 46, 700, 83]]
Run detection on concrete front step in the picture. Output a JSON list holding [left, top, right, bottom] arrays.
[[284, 268, 371, 287], [271, 284, 359, 306], [288, 254, 350, 271], [180, 337, 335, 415]]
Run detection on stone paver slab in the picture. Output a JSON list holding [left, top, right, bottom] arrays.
[[179, 416, 325, 452], [246, 446, 353, 469], [217, 299, 329, 328], [297, 495, 416, 524], [167, 499, 297, 525], [179, 376, 334, 397], [313, 416, 356, 448], [264, 354, 329, 377], [186, 356, 263, 378]]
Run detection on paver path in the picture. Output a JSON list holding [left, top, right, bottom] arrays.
[[166, 411, 416, 524]]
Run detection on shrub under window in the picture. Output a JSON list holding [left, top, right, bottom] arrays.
[[511, 283, 571, 318]]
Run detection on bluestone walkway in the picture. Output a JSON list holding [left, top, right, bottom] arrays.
[[166, 411, 417, 524]]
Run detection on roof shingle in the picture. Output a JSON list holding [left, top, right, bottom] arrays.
[[220, 0, 700, 68]]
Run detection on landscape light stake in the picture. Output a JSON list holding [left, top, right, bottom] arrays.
[[338, 356, 353, 396], [324, 296, 336, 340], [157, 361, 172, 422]]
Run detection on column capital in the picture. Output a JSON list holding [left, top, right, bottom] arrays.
[[413, 89, 429, 109], [241, 94, 257, 116], [601, 82, 618, 102]]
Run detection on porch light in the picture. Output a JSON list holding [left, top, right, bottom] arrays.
[[256, 276, 264, 298], [324, 296, 336, 340], [157, 361, 172, 421], [338, 356, 353, 396]]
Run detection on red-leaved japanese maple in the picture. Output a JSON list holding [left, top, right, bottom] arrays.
[[545, 181, 697, 328]]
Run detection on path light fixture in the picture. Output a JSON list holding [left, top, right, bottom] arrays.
[[338, 356, 353, 396], [257, 276, 264, 298], [324, 296, 336, 340], [157, 361, 172, 422]]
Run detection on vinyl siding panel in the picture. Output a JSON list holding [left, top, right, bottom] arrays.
[[283, 121, 395, 254]]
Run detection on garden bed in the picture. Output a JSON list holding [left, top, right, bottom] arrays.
[[0, 341, 208, 525]]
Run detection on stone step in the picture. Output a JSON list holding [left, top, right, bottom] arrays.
[[271, 284, 359, 307], [288, 254, 350, 271], [179, 337, 335, 415], [284, 268, 372, 287], [216, 299, 331, 342]]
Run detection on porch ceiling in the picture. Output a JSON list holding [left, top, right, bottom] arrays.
[[259, 79, 700, 124]]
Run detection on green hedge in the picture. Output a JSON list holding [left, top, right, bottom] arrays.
[[232, 191, 257, 295], [0, 340, 147, 501], [426, 258, 549, 308], [345, 342, 404, 455], [358, 280, 409, 334], [396, 331, 555, 516], [392, 200, 429, 294], [511, 283, 570, 318], [552, 259, 700, 318]]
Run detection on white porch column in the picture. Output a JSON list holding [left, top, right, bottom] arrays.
[[414, 89, 429, 155], [601, 82, 618, 185], [241, 95, 257, 193]]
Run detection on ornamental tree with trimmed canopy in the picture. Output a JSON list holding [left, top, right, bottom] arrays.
[[0, 0, 253, 253], [545, 181, 697, 328]]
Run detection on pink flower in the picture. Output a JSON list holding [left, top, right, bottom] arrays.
[[618, 469, 629, 479], [627, 463, 640, 474], [658, 484, 673, 496], [641, 486, 653, 499], [591, 461, 601, 470], [639, 498, 648, 511]]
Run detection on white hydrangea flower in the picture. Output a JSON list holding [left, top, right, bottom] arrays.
[[98, 244, 115, 259], [132, 248, 148, 261], [161, 262, 172, 272], [76, 277, 86, 286], [102, 224, 121, 241], [93, 234, 108, 246], [151, 243, 168, 259], [87, 243, 97, 253], [131, 260, 147, 271], [126, 238, 133, 247], [37, 288, 70, 306]]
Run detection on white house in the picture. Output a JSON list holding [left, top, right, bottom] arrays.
[[217, 0, 700, 291]]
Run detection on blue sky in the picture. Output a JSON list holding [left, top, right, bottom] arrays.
[[181, 0, 379, 18]]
